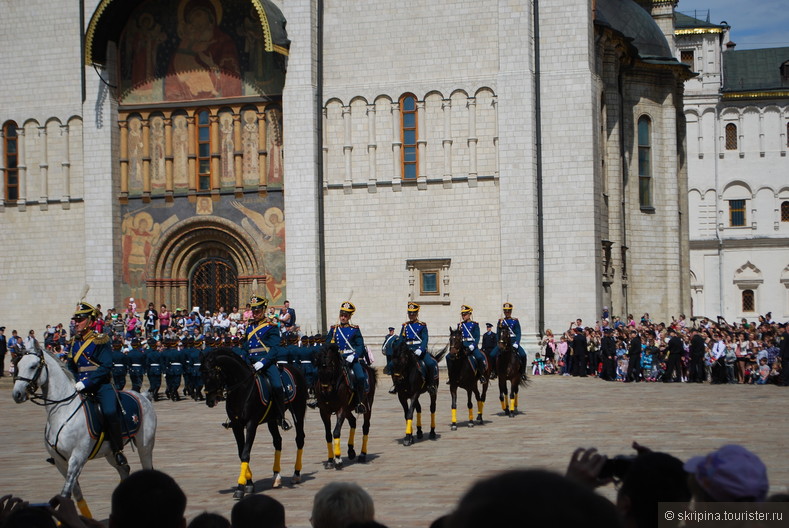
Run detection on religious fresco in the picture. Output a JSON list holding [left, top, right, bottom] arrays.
[[119, 194, 286, 311], [118, 0, 287, 105]]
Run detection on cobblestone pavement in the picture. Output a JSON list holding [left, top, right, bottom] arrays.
[[1, 373, 787, 527]]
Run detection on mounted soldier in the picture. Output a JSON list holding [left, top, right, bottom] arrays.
[[246, 294, 290, 430], [457, 305, 487, 384], [393, 302, 436, 395], [65, 300, 128, 467], [326, 301, 368, 414], [491, 302, 527, 380]]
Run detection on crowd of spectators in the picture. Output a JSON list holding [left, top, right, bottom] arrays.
[[1, 441, 782, 528], [538, 312, 789, 386]]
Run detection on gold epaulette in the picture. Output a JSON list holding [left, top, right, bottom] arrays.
[[404, 320, 423, 325], [93, 333, 110, 345]]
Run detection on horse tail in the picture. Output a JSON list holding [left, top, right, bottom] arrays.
[[518, 372, 530, 388], [431, 343, 449, 363]]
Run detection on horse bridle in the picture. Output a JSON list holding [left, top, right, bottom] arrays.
[[15, 351, 78, 406]]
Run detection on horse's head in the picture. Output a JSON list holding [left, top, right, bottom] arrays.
[[313, 344, 343, 389], [201, 348, 235, 408], [390, 338, 415, 378], [448, 327, 464, 358], [12, 347, 47, 404]]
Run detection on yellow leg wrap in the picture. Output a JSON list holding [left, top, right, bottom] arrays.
[[333, 438, 342, 457], [431, 413, 436, 429], [245, 463, 253, 481], [509, 398, 515, 412], [361, 435, 369, 453], [273, 450, 282, 474], [451, 408, 457, 423], [295, 448, 304, 472], [76, 499, 92, 519], [478, 401, 484, 414], [468, 408, 474, 421], [501, 399, 506, 410], [348, 428, 356, 446], [405, 419, 413, 435], [238, 462, 250, 486], [416, 413, 422, 428], [515, 394, 519, 408], [327, 442, 334, 460]]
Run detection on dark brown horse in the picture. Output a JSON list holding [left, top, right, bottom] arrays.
[[202, 348, 307, 498], [496, 327, 528, 416], [389, 338, 447, 446], [446, 327, 489, 430], [313, 344, 376, 468]]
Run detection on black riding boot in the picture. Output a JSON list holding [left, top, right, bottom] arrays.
[[274, 388, 291, 431], [519, 358, 527, 380], [354, 381, 367, 414], [489, 358, 498, 380], [106, 417, 128, 467]]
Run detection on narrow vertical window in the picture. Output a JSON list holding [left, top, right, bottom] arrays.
[[781, 201, 789, 222], [400, 94, 418, 180], [3, 121, 19, 201], [725, 123, 738, 150], [729, 199, 746, 227], [637, 116, 652, 208], [741, 289, 755, 312], [196, 110, 211, 191]]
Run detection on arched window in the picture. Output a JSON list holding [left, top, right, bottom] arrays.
[[637, 116, 652, 208], [196, 109, 212, 191], [400, 94, 418, 180], [741, 289, 755, 312], [725, 123, 737, 150], [3, 121, 19, 201], [781, 201, 789, 222]]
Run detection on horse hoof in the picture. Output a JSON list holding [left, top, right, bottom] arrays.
[[451, 423, 458, 431], [292, 474, 302, 485], [475, 418, 484, 425], [359, 453, 367, 463], [244, 483, 254, 494], [429, 430, 437, 440], [348, 447, 356, 460], [416, 428, 424, 440], [403, 435, 413, 447], [272, 475, 282, 489], [334, 457, 343, 469], [467, 421, 474, 428], [324, 459, 335, 469], [233, 488, 245, 500]]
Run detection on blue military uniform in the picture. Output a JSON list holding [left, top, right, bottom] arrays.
[[185, 338, 205, 401], [111, 345, 128, 390], [246, 294, 290, 429], [67, 301, 128, 467], [145, 339, 163, 400], [490, 303, 527, 379], [163, 340, 186, 400], [326, 301, 368, 413], [459, 305, 487, 381], [126, 340, 146, 392], [399, 309, 438, 388]]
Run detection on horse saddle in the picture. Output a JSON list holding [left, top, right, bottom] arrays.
[[81, 392, 143, 440], [340, 364, 371, 393], [253, 367, 297, 406]]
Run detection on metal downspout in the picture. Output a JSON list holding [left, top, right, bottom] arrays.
[[534, 0, 545, 334], [316, 0, 327, 329]]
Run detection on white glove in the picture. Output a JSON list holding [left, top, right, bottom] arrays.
[[469, 345, 475, 351], [75, 381, 86, 392], [344, 354, 354, 363], [513, 343, 519, 349], [253, 361, 265, 371], [413, 349, 423, 357]]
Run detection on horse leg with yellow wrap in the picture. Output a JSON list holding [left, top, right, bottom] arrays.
[[428, 384, 437, 440], [346, 413, 357, 461], [358, 365, 375, 463], [449, 383, 459, 431], [415, 403, 424, 440], [466, 390, 475, 428], [400, 392, 418, 447], [231, 422, 257, 499], [476, 379, 488, 425]]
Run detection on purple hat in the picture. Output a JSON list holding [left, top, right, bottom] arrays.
[[683, 445, 769, 502]]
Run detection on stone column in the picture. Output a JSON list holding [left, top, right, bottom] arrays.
[[442, 98, 453, 187], [38, 125, 49, 210], [233, 111, 243, 196], [416, 99, 427, 189], [258, 110, 267, 192], [119, 119, 129, 201], [60, 124, 71, 208], [17, 126, 27, 211], [142, 117, 151, 201], [210, 112, 220, 194], [391, 101, 402, 191], [187, 114, 196, 194], [164, 115, 174, 201], [342, 104, 352, 192], [367, 103, 377, 192], [467, 96, 478, 184]]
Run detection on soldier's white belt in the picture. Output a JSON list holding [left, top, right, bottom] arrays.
[[249, 347, 268, 354], [462, 338, 474, 341], [113, 364, 125, 367], [170, 362, 182, 365], [406, 340, 419, 345], [78, 366, 98, 372], [193, 363, 201, 366], [149, 363, 160, 366], [131, 364, 142, 367]]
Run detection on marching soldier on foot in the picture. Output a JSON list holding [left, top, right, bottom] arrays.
[[126, 337, 146, 392], [327, 301, 369, 414], [163, 337, 185, 400], [145, 338, 163, 400], [66, 301, 128, 467], [111, 340, 128, 390], [246, 294, 290, 430]]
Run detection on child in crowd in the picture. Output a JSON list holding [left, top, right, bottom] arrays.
[[543, 360, 556, 375], [616, 355, 628, 381], [756, 358, 770, 385], [531, 353, 545, 375], [641, 348, 654, 380]]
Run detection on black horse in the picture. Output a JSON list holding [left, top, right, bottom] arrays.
[[389, 338, 446, 446], [446, 327, 489, 430], [495, 328, 528, 417], [313, 344, 377, 468], [202, 348, 307, 498]]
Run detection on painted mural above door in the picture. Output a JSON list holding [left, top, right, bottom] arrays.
[[118, 0, 287, 105]]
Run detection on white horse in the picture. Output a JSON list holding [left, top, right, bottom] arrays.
[[11, 341, 156, 518]]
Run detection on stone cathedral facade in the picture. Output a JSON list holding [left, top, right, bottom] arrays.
[[0, 0, 692, 347]]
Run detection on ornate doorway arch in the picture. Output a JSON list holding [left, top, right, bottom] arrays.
[[191, 257, 239, 314]]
